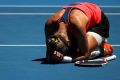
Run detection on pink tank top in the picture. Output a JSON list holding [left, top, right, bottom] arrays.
[[64, 2, 102, 31]]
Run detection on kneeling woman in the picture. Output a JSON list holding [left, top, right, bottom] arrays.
[[44, 2, 113, 63]]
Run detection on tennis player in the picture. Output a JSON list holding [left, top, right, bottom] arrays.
[[45, 2, 113, 63]]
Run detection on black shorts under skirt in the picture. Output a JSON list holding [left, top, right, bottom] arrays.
[[89, 11, 110, 38]]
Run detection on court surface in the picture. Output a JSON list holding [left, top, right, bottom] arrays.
[[0, 0, 120, 80]]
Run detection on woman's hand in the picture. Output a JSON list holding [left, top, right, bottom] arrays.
[[51, 51, 64, 62]]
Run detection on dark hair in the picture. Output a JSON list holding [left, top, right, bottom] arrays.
[[48, 35, 70, 55]]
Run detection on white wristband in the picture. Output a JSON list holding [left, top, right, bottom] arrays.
[[62, 56, 73, 63]]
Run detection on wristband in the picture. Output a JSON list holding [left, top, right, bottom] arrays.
[[62, 56, 73, 63]]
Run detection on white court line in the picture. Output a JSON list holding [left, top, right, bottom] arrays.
[[0, 13, 54, 15], [0, 45, 46, 47], [0, 5, 120, 8], [100, 5, 120, 8], [0, 44, 119, 47], [0, 5, 65, 7], [0, 13, 120, 15], [105, 13, 120, 15]]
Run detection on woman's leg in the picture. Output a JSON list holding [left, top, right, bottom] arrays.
[[68, 9, 103, 61]]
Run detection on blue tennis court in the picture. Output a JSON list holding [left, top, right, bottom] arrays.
[[0, 0, 120, 80]]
